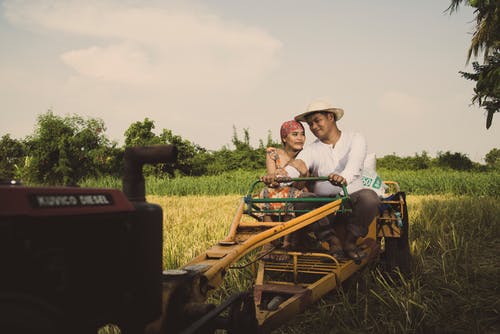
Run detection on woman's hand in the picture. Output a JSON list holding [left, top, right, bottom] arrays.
[[260, 168, 291, 187], [260, 174, 279, 188]]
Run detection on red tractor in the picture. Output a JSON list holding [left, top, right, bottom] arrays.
[[0, 145, 410, 333]]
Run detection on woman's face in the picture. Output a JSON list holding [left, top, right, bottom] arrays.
[[283, 129, 305, 151]]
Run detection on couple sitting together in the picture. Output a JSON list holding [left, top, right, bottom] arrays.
[[261, 99, 380, 261]]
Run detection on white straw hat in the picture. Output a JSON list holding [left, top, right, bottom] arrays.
[[295, 100, 344, 122]]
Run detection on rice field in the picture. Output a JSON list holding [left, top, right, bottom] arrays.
[[147, 193, 500, 333], [97, 170, 499, 333]]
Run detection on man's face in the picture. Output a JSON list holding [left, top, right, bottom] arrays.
[[305, 112, 335, 140]]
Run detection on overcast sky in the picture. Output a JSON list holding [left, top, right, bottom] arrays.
[[1, 0, 498, 162]]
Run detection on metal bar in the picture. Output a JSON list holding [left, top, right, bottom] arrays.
[[293, 254, 298, 284], [179, 292, 248, 334], [194, 199, 344, 285], [219, 199, 245, 244], [248, 197, 340, 203]]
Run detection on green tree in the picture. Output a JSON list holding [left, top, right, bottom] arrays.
[[447, 0, 500, 128], [377, 152, 431, 170], [201, 127, 268, 175], [0, 134, 25, 182], [229, 127, 266, 170], [123, 118, 165, 177], [436, 151, 474, 170], [25, 111, 112, 185], [124, 119, 212, 177], [459, 50, 500, 128], [408, 151, 432, 169], [124, 118, 161, 147], [159, 129, 208, 176], [447, 0, 500, 61], [91, 143, 124, 178], [484, 147, 500, 168]]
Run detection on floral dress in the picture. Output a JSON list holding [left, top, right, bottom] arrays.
[[260, 147, 303, 219]]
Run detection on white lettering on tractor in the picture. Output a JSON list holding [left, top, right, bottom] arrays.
[[33, 193, 112, 208], [36, 195, 78, 207], [79, 195, 110, 205]]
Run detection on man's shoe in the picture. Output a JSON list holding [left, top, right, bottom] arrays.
[[326, 235, 345, 257], [344, 245, 366, 262]]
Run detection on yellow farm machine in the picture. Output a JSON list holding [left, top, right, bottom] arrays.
[[0, 145, 410, 333]]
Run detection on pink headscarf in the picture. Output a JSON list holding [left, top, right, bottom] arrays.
[[280, 120, 304, 140]]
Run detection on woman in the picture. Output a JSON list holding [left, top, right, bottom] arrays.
[[260, 120, 307, 249], [264, 120, 306, 182]]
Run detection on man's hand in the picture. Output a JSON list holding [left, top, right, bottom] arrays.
[[328, 173, 346, 186]]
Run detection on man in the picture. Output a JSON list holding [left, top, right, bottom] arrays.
[[282, 99, 380, 260]]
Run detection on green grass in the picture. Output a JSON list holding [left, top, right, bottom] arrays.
[[145, 194, 499, 334], [81, 169, 499, 197], [273, 195, 500, 333], [81, 169, 261, 195], [378, 169, 500, 197], [94, 170, 499, 333]]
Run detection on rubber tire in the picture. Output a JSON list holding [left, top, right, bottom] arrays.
[[228, 293, 258, 334], [381, 192, 411, 275], [0, 293, 64, 334]]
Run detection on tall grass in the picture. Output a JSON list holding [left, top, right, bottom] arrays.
[[379, 169, 500, 197], [274, 195, 500, 333], [149, 194, 257, 298], [81, 169, 499, 196], [149, 195, 242, 269], [147, 170, 259, 196], [81, 170, 261, 195], [147, 194, 500, 333]]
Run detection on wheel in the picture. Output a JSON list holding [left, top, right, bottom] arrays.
[[381, 193, 411, 275], [227, 292, 258, 334]]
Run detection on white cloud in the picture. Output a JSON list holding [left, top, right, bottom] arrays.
[[1, 0, 283, 149], [4, 0, 282, 90], [61, 43, 154, 84]]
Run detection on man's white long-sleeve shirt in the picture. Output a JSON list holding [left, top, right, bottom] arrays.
[[286, 131, 367, 196]]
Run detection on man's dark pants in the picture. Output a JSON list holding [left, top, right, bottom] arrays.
[[294, 189, 380, 243]]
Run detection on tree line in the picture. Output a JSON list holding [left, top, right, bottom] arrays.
[[1, 111, 499, 186]]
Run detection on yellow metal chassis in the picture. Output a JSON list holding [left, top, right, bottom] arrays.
[[252, 214, 379, 332], [156, 182, 406, 333], [183, 197, 347, 290]]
